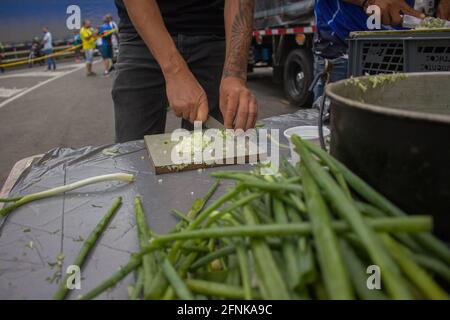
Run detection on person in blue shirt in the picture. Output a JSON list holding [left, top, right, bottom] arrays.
[[313, 0, 450, 101], [98, 16, 114, 75]]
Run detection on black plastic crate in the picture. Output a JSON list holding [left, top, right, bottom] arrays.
[[348, 29, 450, 76]]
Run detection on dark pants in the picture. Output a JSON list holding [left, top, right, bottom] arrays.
[[112, 33, 225, 143]]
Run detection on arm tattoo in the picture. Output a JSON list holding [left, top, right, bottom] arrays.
[[223, 0, 255, 81]]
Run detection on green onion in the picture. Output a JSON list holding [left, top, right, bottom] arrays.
[[0, 197, 22, 203], [243, 205, 290, 299], [381, 234, 449, 300], [134, 197, 156, 297], [356, 201, 423, 253], [149, 216, 431, 245], [190, 246, 235, 271], [412, 254, 450, 283], [171, 209, 193, 223], [285, 205, 315, 292], [339, 240, 387, 300], [161, 258, 194, 300], [186, 279, 262, 299], [235, 241, 252, 300], [129, 268, 144, 300], [293, 135, 412, 299], [79, 256, 142, 300], [272, 198, 301, 290], [53, 197, 122, 300], [205, 193, 262, 227], [302, 166, 354, 299], [0, 173, 134, 218], [302, 139, 450, 265]]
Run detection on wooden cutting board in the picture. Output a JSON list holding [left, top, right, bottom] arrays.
[[144, 132, 266, 174]]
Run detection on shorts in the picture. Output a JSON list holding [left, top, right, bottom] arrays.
[[100, 45, 113, 60], [84, 49, 94, 63]]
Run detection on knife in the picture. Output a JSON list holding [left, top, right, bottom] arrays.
[[204, 116, 225, 130]]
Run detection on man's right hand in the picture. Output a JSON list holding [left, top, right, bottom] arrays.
[[164, 60, 209, 124], [364, 0, 425, 25], [123, 0, 209, 124]]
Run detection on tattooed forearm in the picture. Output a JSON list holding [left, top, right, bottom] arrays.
[[223, 0, 255, 80]]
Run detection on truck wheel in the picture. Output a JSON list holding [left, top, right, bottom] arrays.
[[283, 49, 314, 108]]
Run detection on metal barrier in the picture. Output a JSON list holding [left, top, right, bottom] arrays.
[[0, 28, 116, 69], [1, 44, 75, 65]]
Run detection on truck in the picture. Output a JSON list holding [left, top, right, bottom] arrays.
[[251, 0, 316, 107]]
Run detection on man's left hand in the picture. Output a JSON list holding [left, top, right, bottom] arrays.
[[437, 0, 450, 20], [220, 77, 258, 130]]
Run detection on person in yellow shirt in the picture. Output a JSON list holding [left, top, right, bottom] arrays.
[[80, 19, 97, 76]]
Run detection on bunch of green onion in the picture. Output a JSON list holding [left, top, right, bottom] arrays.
[[73, 137, 449, 300]]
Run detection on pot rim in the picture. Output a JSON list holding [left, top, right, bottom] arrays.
[[325, 72, 450, 125]]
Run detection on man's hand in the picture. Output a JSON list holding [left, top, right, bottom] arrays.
[[165, 60, 209, 123], [437, 0, 450, 20], [364, 0, 425, 25], [123, 0, 208, 124], [220, 77, 257, 130], [221, 0, 258, 130]]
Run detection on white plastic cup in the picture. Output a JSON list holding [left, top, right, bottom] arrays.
[[283, 126, 331, 164]]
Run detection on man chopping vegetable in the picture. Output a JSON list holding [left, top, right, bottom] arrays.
[[313, 0, 450, 100], [113, 0, 258, 143]]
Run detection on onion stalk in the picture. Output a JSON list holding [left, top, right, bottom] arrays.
[[0, 173, 134, 218], [53, 197, 123, 300]]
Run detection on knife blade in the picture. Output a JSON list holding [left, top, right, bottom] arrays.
[[204, 116, 225, 130]]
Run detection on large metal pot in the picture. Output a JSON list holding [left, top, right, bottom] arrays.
[[326, 72, 450, 239]]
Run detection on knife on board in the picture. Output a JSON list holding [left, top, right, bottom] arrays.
[[203, 116, 225, 130]]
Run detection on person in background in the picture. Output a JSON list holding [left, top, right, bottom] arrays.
[[29, 37, 44, 68], [106, 13, 119, 61], [80, 19, 97, 76], [72, 31, 82, 63], [113, 0, 258, 142], [95, 26, 104, 61], [313, 0, 450, 104], [42, 27, 56, 71], [98, 16, 114, 76], [0, 42, 5, 73]]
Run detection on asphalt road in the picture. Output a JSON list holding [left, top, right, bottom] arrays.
[[0, 60, 300, 186]]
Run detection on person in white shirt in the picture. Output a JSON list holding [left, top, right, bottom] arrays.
[[42, 27, 56, 71]]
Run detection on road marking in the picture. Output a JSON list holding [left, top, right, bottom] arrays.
[[57, 63, 85, 70], [0, 71, 65, 79], [0, 61, 96, 109], [0, 87, 27, 98], [0, 63, 83, 80]]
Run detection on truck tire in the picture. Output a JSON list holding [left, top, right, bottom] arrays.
[[283, 49, 314, 108]]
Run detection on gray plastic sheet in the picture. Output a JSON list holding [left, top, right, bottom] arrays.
[[0, 110, 317, 300]]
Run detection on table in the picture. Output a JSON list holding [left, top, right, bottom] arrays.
[[0, 110, 318, 299]]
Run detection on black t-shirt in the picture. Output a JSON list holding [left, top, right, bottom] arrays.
[[115, 0, 225, 36]]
